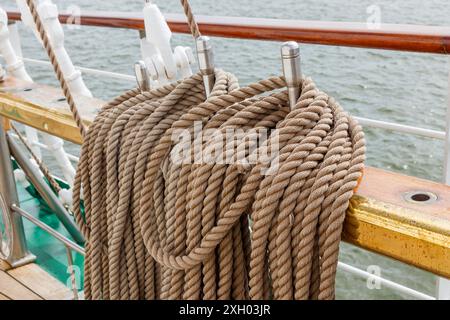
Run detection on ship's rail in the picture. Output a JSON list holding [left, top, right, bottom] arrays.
[[0, 10, 450, 300], [6, 10, 450, 54], [11, 56, 446, 143]]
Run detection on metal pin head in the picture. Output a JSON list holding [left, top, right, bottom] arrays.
[[134, 60, 151, 92], [196, 35, 212, 52], [281, 41, 302, 109], [196, 36, 215, 74], [195, 36, 215, 97], [281, 41, 300, 59]]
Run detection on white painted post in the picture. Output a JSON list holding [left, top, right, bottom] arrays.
[[14, 0, 92, 193], [438, 58, 450, 300], [0, 9, 43, 161]]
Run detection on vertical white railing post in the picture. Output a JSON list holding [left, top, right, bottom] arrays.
[[7, 21, 23, 58], [0, 8, 43, 168], [15, 0, 91, 193], [7, 20, 43, 160], [438, 59, 450, 300]]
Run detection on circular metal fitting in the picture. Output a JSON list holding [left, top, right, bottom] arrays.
[[281, 41, 300, 58], [403, 190, 438, 204]]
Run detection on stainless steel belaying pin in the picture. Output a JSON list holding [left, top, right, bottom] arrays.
[[134, 60, 151, 92], [281, 41, 302, 110], [196, 36, 215, 98]]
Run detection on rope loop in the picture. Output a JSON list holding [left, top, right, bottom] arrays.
[[74, 69, 365, 300]]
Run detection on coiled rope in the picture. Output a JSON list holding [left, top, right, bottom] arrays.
[[25, 0, 365, 300]]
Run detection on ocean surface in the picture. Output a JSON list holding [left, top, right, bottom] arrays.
[[2, 0, 450, 299]]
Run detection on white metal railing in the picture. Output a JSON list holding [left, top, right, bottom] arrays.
[[11, 204, 84, 300], [21, 57, 135, 81], [10, 132, 80, 162], [337, 262, 435, 300], [354, 116, 445, 140], [18, 56, 446, 141], [2, 52, 446, 300]]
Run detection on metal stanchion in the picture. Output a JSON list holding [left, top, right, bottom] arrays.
[[196, 36, 215, 97], [0, 116, 35, 267], [281, 41, 302, 109], [134, 60, 151, 92]]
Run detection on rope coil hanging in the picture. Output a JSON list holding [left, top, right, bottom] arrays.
[[23, 0, 365, 300], [71, 72, 365, 300]]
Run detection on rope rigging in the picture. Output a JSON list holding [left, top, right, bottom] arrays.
[[22, 0, 365, 300]]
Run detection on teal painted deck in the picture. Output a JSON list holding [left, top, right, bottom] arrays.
[[16, 180, 84, 290]]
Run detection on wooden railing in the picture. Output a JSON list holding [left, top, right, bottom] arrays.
[[6, 10, 450, 54]]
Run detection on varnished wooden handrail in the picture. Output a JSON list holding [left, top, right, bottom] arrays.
[[6, 10, 450, 54], [0, 77, 449, 278]]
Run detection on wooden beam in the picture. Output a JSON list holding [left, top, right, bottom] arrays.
[[345, 167, 450, 278], [6, 10, 450, 54], [0, 77, 101, 144], [0, 78, 449, 278]]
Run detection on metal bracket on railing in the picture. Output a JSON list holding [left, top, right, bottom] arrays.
[[196, 36, 215, 98], [281, 41, 302, 110], [134, 60, 151, 92], [140, 0, 194, 85]]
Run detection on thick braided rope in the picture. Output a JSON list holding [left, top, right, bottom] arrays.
[[25, 0, 86, 138], [180, 0, 202, 38], [73, 69, 365, 299], [74, 70, 235, 299], [22, 0, 365, 301]]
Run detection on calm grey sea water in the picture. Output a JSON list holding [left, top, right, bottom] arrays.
[[2, 0, 450, 299]]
